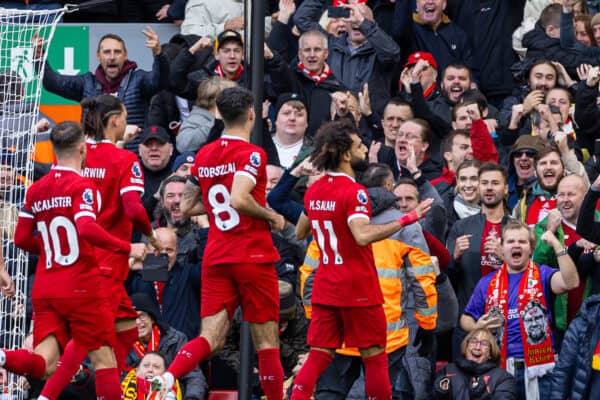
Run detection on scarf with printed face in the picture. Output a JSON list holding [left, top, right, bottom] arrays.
[[298, 62, 332, 85], [121, 368, 182, 400], [486, 261, 555, 373], [214, 63, 244, 81], [132, 325, 160, 359]]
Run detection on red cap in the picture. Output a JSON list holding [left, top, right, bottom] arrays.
[[404, 51, 438, 70]]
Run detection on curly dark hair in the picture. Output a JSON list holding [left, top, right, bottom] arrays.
[[309, 120, 357, 171]]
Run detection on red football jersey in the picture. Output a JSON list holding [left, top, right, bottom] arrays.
[[304, 172, 383, 307], [193, 135, 280, 267], [18, 166, 102, 299], [82, 140, 145, 280]]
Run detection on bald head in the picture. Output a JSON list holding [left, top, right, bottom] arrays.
[[153, 227, 177, 270], [557, 174, 588, 224]]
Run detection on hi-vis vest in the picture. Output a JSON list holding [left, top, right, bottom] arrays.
[[300, 238, 437, 356]]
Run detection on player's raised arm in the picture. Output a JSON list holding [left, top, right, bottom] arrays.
[[180, 177, 205, 217], [348, 198, 433, 246]]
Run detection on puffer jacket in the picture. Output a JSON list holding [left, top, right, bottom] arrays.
[[42, 54, 169, 128], [434, 356, 515, 399], [551, 294, 600, 400]]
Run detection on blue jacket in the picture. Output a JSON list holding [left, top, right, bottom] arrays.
[[551, 294, 600, 400], [42, 54, 170, 150], [126, 260, 201, 341]]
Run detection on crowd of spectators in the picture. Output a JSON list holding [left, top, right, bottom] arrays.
[[9, 0, 600, 398]]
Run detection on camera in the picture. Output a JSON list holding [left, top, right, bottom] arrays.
[[141, 253, 169, 282]]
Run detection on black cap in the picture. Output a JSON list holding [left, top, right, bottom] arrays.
[[274, 92, 308, 117], [140, 125, 170, 145], [215, 29, 243, 52], [130, 292, 169, 332]]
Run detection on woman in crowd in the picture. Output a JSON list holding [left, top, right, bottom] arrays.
[[433, 328, 515, 399]]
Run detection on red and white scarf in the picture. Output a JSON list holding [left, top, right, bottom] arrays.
[[298, 62, 332, 85], [214, 63, 244, 81], [485, 261, 555, 376], [132, 325, 161, 359]]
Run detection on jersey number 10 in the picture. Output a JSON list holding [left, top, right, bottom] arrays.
[[37, 217, 80, 269], [312, 220, 343, 265]]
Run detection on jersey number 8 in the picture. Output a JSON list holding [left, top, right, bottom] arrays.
[[208, 184, 241, 231]]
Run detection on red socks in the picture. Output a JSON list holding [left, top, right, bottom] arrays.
[[115, 327, 138, 372], [40, 341, 87, 400], [363, 352, 392, 400], [257, 348, 284, 400], [3, 349, 46, 379], [167, 336, 211, 379], [95, 368, 122, 400], [291, 350, 333, 400]]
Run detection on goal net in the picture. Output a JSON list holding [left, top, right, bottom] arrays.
[[0, 6, 65, 397]]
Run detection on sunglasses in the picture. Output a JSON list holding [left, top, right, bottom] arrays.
[[513, 149, 537, 158]]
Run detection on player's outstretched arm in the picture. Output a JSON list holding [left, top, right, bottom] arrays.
[[180, 179, 206, 217], [76, 215, 133, 255], [122, 191, 154, 237], [348, 198, 433, 246], [296, 212, 311, 240], [231, 174, 285, 230]]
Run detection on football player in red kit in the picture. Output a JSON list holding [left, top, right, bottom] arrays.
[[39, 96, 156, 400], [8, 121, 146, 400], [149, 87, 286, 400], [291, 120, 433, 400]]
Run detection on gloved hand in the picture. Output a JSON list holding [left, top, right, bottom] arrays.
[[413, 327, 435, 357]]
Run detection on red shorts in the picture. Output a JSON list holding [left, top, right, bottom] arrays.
[[32, 297, 116, 352], [201, 262, 279, 323], [307, 304, 387, 349], [100, 276, 138, 320]]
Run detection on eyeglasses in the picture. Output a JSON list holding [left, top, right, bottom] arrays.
[[513, 149, 537, 158], [467, 338, 491, 348]]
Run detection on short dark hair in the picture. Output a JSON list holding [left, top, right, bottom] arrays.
[[383, 97, 412, 117], [360, 163, 393, 188], [97, 33, 127, 53], [216, 87, 254, 126], [478, 162, 508, 183], [442, 63, 472, 81], [393, 177, 420, 199], [441, 129, 470, 160], [81, 95, 124, 141], [140, 351, 167, 369], [310, 120, 357, 171], [458, 89, 488, 112], [50, 121, 84, 156], [540, 4, 561, 29], [159, 174, 187, 199]]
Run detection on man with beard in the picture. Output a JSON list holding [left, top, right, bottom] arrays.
[[460, 220, 578, 399], [447, 162, 512, 322], [513, 140, 588, 226], [499, 60, 560, 145], [533, 175, 592, 346], [154, 175, 203, 267], [292, 119, 433, 400]]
